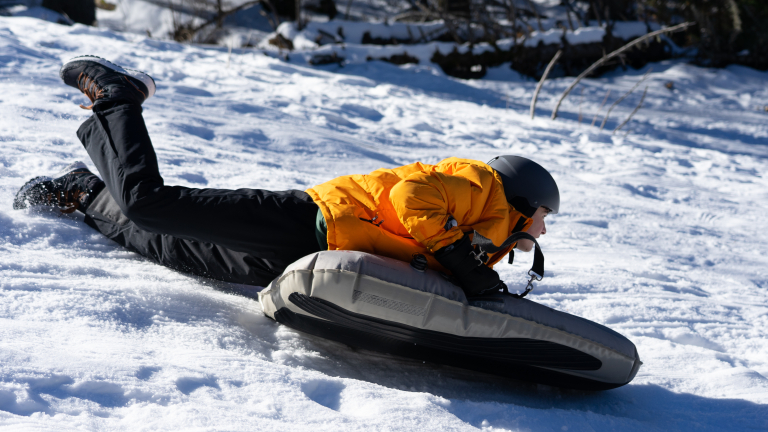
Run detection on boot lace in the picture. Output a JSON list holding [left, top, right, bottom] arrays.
[[77, 72, 105, 110], [46, 189, 87, 214]]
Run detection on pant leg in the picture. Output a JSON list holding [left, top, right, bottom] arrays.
[[76, 103, 320, 268], [83, 187, 287, 286]]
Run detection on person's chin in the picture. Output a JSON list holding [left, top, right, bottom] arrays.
[[516, 240, 533, 252]]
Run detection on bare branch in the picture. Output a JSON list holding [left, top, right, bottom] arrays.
[[614, 86, 648, 134], [591, 89, 611, 127], [260, 0, 281, 29], [530, 49, 562, 120], [185, 0, 264, 39], [551, 21, 694, 120], [600, 68, 652, 131], [414, 2, 462, 43], [565, 7, 575, 32], [295, 0, 302, 30], [525, 0, 543, 32]]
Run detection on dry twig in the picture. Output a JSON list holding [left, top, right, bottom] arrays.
[[550, 22, 693, 120], [591, 89, 611, 127], [614, 86, 648, 133], [172, 0, 270, 41], [530, 49, 563, 120], [525, 0, 543, 31], [600, 68, 652, 131]]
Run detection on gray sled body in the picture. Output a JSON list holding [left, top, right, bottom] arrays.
[[259, 250, 642, 390]]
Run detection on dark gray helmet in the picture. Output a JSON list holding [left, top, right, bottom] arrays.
[[487, 155, 560, 218]]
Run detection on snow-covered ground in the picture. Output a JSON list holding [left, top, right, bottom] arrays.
[[1, 16, 768, 432]]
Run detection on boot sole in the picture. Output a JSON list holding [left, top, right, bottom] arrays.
[[59, 55, 156, 100], [13, 162, 89, 210]]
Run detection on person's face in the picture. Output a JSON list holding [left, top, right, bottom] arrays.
[[527, 206, 550, 239], [516, 206, 550, 252]]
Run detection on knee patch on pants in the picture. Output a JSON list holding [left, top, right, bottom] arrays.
[[87, 189, 131, 226]]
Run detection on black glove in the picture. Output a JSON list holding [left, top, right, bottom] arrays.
[[434, 235, 503, 297]]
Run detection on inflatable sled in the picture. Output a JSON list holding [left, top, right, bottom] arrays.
[[259, 249, 642, 390]]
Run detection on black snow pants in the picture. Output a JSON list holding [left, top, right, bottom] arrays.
[[77, 103, 322, 286]]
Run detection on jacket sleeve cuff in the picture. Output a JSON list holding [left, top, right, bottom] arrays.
[[425, 229, 464, 253]]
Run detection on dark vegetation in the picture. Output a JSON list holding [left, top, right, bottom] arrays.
[[429, 31, 675, 79], [2, 0, 764, 78], [656, 0, 768, 70], [388, 0, 768, 77], [286, 0, 766, 78], [40, 0, 95, 25]]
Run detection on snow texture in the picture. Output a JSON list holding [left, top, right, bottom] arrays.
[[1, 14, 768, 432]]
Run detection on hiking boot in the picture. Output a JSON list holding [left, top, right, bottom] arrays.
[[59, 55, 156, 110], [13, 162, 105, 213]]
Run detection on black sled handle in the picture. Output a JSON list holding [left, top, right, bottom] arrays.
[[471, 230, 545, 281]]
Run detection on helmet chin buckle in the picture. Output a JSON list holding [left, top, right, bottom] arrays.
[[470, 249, 488, 265], [471, 230, 546, 299]]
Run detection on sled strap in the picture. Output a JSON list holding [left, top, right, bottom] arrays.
[[471, 231, 545, 298]]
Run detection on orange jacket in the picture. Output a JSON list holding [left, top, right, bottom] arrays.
[[305, 157, 532, 272]]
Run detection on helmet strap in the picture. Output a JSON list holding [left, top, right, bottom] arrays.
[[509, 196, 537, 218], [471, 230, 544, 298]]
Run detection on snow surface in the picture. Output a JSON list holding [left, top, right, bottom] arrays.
[[2, 15, 768, 432]]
